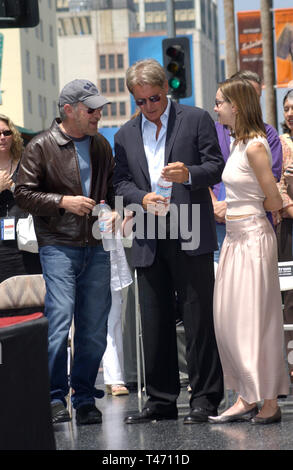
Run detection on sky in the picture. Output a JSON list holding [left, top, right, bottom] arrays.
[[217, 0, 293, 131]]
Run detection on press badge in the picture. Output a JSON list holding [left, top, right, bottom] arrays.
[[0, 217, 16, 240]]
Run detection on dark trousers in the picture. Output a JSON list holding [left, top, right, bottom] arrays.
[[137, 238, 223, 413], [277, 218, 293, 378]]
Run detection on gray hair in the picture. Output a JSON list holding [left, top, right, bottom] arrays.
[[58, 102, 79, 121], [126, 58, 166, 94], [230, 70, 262, 85]]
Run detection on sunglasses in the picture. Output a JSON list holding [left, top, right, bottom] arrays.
[[214, 99, 226, 108], [0, 130, 12, 136], [135, 94, 161, 107], [86, 106, 103, 114]]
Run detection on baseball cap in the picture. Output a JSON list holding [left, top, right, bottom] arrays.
[[58, 79, 110, 109]]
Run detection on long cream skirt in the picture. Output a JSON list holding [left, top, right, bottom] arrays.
[[213, 215, 289, 403]]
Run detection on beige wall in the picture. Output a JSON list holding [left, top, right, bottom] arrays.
[[0, 0, 59, 132], [58, 35, 97, 89], [0, 30, 24, 127]]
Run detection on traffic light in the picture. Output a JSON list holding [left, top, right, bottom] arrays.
[[162, 37, 192, 100], [0, 0, 39, 28]]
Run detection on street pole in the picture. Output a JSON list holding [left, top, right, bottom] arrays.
[[138, 0, 145, 32], [166, 0, 175, 38], [223, 0, 237, 77], [260, 0, 277, 128]]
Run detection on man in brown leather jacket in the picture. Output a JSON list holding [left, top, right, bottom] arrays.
[[15, 79, 117, 426]]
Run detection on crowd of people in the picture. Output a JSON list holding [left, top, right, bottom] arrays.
[[1, 58, 293, 428]]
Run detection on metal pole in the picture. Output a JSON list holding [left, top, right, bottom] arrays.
[[166, 0, 175, 38], [138, 0, 145, 32], [223, 0, 237, 77], [260, 0, 277, 128]]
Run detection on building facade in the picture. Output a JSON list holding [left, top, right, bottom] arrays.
[[133, 0, 220, 112], [0, 0, 59, 132], [57, 0, 136, 128], [57, 0, 220, 128]]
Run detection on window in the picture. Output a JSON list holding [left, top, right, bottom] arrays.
[[41, 58, 46, 81], [51, 63, 56, 85], [111, 102, 117, 116], [102, 105, 108, 117], [108, 54, 115, 69], [43, 97, 47, 118], [100, 55, 106, 70], [100, 79, 107, 93], [39, 19, 44, 41], [109, 78, 116, 93], [119, 102, 126, 116], [117, 54, 124, 69], [49, 25, 54, 47], [37, 56, 41, 79], [118, 78, 125, 92], [38, 95, 43, 117], [25, 50, 31, 74], [27, 90, 32, 114], [53, 100, 57, 118]]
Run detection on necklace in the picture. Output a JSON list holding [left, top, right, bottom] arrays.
[[0, 159, 12, 172]]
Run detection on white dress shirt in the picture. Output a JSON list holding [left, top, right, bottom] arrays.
[[141, 98, 171, 192]]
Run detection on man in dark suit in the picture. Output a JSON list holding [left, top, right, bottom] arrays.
[[113, 59, 224, 424]]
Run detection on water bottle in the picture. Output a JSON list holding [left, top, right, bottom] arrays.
[[155, 176, 173, 216], [98, 200, 116, 251]]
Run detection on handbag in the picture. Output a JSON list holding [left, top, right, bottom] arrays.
[[16, 214, 38, 253]]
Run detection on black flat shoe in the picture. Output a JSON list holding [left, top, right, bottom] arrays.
[[184, 407, 217, 424], [208, 406, 258, 424], [124, 407, 178, 424], [250, 407, 281, 425], [51, 402, 71, 424], [76, 403, 102, 426]]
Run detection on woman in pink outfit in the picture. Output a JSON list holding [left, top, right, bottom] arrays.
[[209, 78, 289, 425]]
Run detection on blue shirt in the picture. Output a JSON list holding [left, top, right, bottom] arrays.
[[72, 136, 91, 197]]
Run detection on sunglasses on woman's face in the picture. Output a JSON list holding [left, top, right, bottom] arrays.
[[0, 130, 12, 137], [135, 94, 161, 107]]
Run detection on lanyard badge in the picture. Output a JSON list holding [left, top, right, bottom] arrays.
[[0, 217, 16, 240]]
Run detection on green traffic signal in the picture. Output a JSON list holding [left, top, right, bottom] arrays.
[[162, 37, 192, 99], [169, 77, 181, 90]]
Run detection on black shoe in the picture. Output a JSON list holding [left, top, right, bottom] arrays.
[[51, 402, 71, 424], [208, 406, 258, 424], [124, 407, 178, 424], [126, 382, 138, 392], [184, 407, 217, 424], [250, 407, 281, 425], [76, 403, 102, 426]]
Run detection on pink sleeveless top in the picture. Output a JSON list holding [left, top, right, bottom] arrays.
[[222, 136, 272, 217]]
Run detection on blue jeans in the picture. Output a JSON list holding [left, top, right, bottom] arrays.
[[39, 244, 111, 409]]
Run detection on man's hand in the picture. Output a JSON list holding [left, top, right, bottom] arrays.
[[59, 195, 96, 216], [0, 171, 13, 193], [161, 162, 189, 184], [213, 200, 227, 223], [109, 210, 121, 234], [142, 192, 168, 215]]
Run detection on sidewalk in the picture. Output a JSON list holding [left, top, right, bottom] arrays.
[[53, 378, 293, 452]]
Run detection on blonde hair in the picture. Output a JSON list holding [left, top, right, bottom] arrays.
[[126, 59, 166, 94], [219, 78, 266, 143], [0, 114, 23, 162]]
